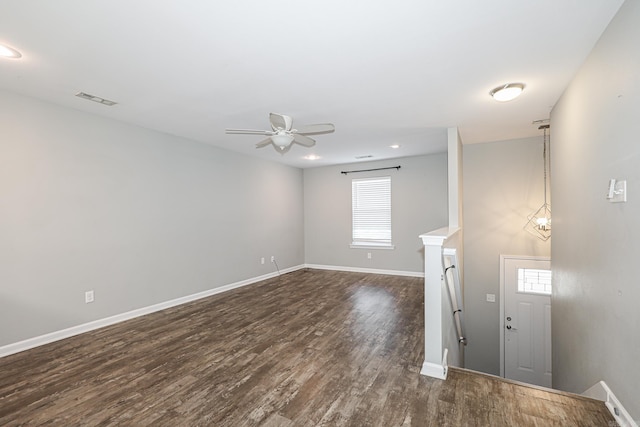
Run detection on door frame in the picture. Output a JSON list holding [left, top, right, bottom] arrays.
[[499, 254, 551, 378]]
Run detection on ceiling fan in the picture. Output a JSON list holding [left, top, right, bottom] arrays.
[[225, 113, 335, 153]]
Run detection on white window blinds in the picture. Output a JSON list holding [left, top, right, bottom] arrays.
[[352, 176, 392, 245]]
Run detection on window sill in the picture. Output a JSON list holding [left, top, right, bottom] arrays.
[[350, 242, 395, 250]]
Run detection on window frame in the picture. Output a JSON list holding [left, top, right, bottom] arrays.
[[350, 175, 395, 250]]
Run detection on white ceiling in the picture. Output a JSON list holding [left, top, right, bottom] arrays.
[[0, 1, 624, 168]]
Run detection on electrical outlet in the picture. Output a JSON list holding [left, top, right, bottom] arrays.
[[271, 256, 275, 263], [486, 294, 496, 303], [367, 252, 372, 259], [261, 257, 265, 265], [85, 290, 95, 304]]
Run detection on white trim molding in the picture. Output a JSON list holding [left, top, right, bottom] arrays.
[[419, 226, 462, 380], [419, 226, 460, 247], [305, 264, 423, 278], [420, 362, 448, 380], [421, 348, 449, 380], [349, 243, 395, 250], [0, 264, 304, 359], [583, 381, 638, 427]]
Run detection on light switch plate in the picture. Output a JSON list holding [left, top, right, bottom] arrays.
[[611, 180, 627, 203], [607, 179, 627, 203], [85, 290, 94, 303]]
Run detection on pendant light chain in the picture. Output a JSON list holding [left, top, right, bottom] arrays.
[[543, 126, 548, 205]]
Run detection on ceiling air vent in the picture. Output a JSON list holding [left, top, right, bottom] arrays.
[[75, 92, 117, 106], [355, 155, 373, 159]]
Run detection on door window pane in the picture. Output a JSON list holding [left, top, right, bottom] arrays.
[[517, 268, 552, 295]]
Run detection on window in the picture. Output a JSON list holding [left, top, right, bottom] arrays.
[[517, 268, 552, 295], [351, 176, 393, 248]]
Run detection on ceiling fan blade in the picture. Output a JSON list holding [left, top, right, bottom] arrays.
[[225, 128, 273, 135], [294, 123, 335, 135], [293, 134, 316, 147], [269, 113, 293, 131], [255, 137, 272, 148]]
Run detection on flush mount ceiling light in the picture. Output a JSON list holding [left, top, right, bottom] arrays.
[[490, 83, 525, 102], [0, 43, 22, 59], [390, 144, 401, 149]]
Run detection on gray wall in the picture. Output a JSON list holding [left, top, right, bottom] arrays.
[[304, 155, 448, 274], [463, 137, 550, 374], [551, 0, 640, 419], [0, 90, 304, 346]]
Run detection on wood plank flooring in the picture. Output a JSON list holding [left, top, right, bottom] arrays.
[[0, 269, 614, 426]]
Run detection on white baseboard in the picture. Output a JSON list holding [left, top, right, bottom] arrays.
[[305, 264, 424, 278], [420, 361, 448, 380], [421, 348, 449, 380], [0, 264, 304, 359], [583, 381, 637, 427]]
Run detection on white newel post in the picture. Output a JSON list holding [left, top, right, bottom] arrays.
[[419, 226, 460, 380]]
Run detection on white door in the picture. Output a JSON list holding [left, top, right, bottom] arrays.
[[503, 257, 552, 388]]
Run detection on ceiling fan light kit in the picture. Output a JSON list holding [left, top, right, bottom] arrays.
[[226, 113, 335, 154], [271, 134, 295, 149]]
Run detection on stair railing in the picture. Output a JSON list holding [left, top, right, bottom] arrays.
[[443, 248, 466, 346]]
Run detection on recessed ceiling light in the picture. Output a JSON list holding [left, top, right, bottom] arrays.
[[490, 83, 525, 102], [0, 43, 22, 59], [390, 144, 401, 149], [304, 154, 321, 160]]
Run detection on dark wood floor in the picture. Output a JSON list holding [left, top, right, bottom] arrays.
[[0, 269, 613, 426]]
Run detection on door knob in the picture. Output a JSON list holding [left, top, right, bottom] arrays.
[[506, 325, 512, 330]]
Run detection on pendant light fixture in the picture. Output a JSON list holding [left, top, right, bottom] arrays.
[[524, 124, 551, 241]]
